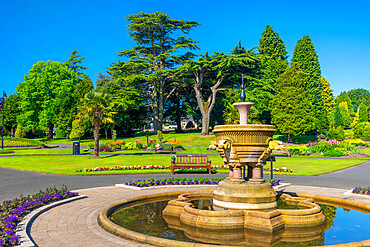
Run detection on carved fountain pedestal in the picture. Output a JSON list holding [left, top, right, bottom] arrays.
[[213, 102, 277, 210]]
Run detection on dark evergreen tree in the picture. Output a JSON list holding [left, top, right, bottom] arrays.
[[258, 25, 288, 61], [333, 104, 344, 128], [271, 63, 314, 142], [1, 94, 21, 137], [359, 102, 368, 123], [65, 50, 88, 79], [292, 35, 328, 132], [347, 88, 370, 111]]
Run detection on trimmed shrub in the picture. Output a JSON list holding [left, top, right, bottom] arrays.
[[185, 121, 195, 129], [14, 125, 27, 138], [324, 149, 343, 157], [353, 122, 370, 140]]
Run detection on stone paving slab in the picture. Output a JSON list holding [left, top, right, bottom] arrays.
[[29, 185, 370, 247]]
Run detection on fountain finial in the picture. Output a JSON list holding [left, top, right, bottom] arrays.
[[240, 74, 246, 102]]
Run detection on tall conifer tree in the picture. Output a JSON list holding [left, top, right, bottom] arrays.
[[321, 76, 335, 114], [271, 63, 314, 142], [359, 102, 368, 123], [292, 35, 328, 133]]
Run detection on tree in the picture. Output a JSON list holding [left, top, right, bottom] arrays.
[[116, 12, 199, 134], [321, 76, 335, 114], [359, 102, 368, 123], [65, 50, 88, 79], [292, 35, 328, 132], [271, 63, 314, 142], [336, 91, 353, 113], [347, 88, 370, 111], [17, 61, 78, 139], [179, 50, 264, 135], [339, 102, 351, 127], [76, 91, 114, 158], [1, 94, 21, 137], [333, 104, 344, 128], [258, 25, 288, 61]]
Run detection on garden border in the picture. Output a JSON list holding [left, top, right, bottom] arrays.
[[115, 183, 290, 191], [17, 195, 87, 247]]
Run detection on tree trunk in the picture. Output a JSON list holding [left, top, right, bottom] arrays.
[[93, 112, 101, 158], [105, 128, 108, 140], [287, 133, 292, 143], [152, 81, 159, 135], [201, 111, 211, 135], [47, 124, 54, 139], [175, 111, 183, 133]]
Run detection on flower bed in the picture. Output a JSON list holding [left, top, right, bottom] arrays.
[[76, 164, 229, 173], [0, 149, 13, 154], [352, 186, 370, 195], [2, 138, 44, 148], [124, 177, 279, 188], [0, 186, 78, 246], [287, 139, 368, 157], [264, 167, 293, 173]]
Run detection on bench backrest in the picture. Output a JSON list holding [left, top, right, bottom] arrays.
[[173, 155, 209, 164]]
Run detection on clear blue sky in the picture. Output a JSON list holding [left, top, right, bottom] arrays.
[[1, 0, 369, 96]]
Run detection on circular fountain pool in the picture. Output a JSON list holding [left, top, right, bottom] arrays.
[[100, 192, 370, 246]]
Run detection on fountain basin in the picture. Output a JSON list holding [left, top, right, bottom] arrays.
[[100, 191, 370, 246], [213, 124, 276, 164]]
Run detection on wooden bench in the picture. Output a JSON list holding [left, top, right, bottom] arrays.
[[171, 154, 211, 174]]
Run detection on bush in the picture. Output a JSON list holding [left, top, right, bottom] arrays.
[[0, 148, 13, 154], [327, 126, 345, 140], [99, 146, 113, 152], [55, 128, 66, 138], [287, 145, 308, 156], [353, 122, 370, 140], [14, 125, 27, 138], [324, 149, 343, 157]]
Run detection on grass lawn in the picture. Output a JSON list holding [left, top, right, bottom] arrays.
[[0, 154, 366, 176], [362, 148, 370, 156], [35, 130, 217, 147]]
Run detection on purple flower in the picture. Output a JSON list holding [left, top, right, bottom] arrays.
[[5, 222, 15, 229], [5, 230, 15, 236], [4, 215, 18, 223], [0, 238, 5, 245]]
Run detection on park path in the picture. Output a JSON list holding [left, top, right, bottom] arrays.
[[1, 160, 370, 202]]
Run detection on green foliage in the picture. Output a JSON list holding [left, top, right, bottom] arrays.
[[359, 102, 368, 123], [336, 91, 353, 113], [333, 104, 344, 128], [55, 128, 66, 139], [0, 148, 13, 154], [347, 88, 369, 111], [65, 50, 88, 79], [292, 35, 328, 132], [69, 119, 85, 140], [157, 130, 163, 143], [258, 25, 288, 86], [14, 125, 27, 138], [339, 104, 351, 128], [3, 137, 44, 147], [112, 129, 117, 141], [114, 12, 199, 133], [287, 145, 308, 156], [321, 76, 335, 114], [271, 63, 314, 141], [327, 126, 345, 140], [258, 25, 288, 61], [16, 61, 79, 137], [353, 122, 370, 140], [1, 94, 21, 136], [324, 149, 344, 157]]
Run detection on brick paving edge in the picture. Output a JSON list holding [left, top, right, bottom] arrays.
[[17, 195, 87, 247]]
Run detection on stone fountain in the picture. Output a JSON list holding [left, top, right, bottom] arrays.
[[163, 78, 325, 234]]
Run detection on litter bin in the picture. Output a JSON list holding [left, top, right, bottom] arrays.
[[73, 142, 80, 155]]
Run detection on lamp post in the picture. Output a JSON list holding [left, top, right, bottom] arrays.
[[1, 91, 6, 149]]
